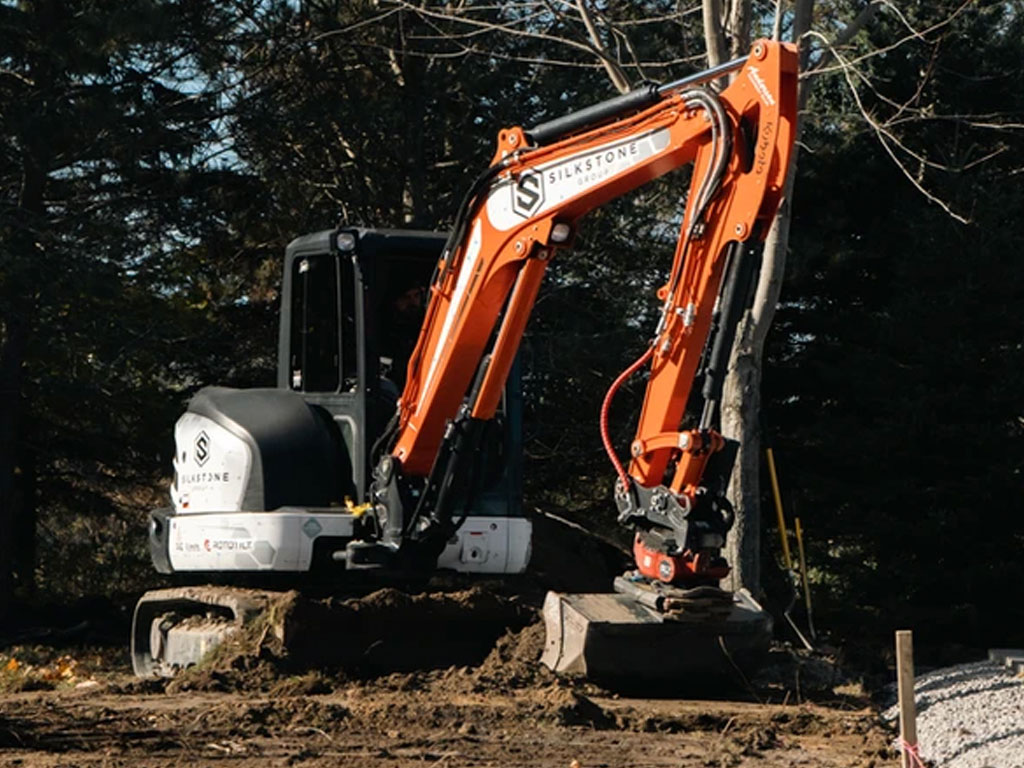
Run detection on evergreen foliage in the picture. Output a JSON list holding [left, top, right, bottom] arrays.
[[1, 0, 1021, 657]]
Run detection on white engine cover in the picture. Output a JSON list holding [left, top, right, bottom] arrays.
[[167, 512, 531, 575], [168, 411, 531, 575], [168, 508, 353, 571]]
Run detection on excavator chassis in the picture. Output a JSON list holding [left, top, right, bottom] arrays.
[[541, 586, 771, 690]]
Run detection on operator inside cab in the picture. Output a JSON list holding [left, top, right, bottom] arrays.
[[378, 271, 427, 395]]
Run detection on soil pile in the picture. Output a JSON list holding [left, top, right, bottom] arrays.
[[472, 621, 549, 688], [166, 585, 534, 692]]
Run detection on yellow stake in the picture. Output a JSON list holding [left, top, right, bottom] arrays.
[[766, 447, 793, 570]]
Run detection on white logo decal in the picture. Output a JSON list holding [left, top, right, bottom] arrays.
[[486, 128, 671, 231], [194, 431, 210, 466], [511, 170, 545, 218], [746, 66, 776, 107]]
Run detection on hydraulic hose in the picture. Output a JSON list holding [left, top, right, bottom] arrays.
[[600, 344, 656, 490]]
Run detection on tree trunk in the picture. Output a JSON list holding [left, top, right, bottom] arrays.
[[14, 443, 36, 595], [720, 0, 814, 594], [0, 317, 29, 620], [702, 0, 756, 591], [0, 109, 47, 620], [721, 186, 795, 593]]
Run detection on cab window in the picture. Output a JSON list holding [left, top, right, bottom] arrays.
[[289, 254, 357, 392]]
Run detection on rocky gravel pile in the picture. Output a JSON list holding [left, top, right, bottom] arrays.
[[883, 656, 1024, 767]]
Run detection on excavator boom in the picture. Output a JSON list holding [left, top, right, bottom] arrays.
[[372, 41, 797, 586], [395, 43, 796, 479], [362, 41, 799, 687]]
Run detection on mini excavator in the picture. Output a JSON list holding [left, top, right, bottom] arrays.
[[132, 40, 798, 686]]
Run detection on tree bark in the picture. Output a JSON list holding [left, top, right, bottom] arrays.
[[0, 317, 29, 620], [721, 180, 795, 593], [721, 0, 814, 595], [14, 443, 37, 595], [0, 100, 47, 620], [702, 0, 730, 71], [726, 0, 752, 59]]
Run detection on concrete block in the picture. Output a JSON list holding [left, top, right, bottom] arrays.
[[986, 648, 1024, 667]]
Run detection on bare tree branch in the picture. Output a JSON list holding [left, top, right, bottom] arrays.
[[311, 8, 403, 40], [805, 29, 970, 223], [575, 1, 630, 92], [806, 0, 973, 77], [593, 5, 654, 85]]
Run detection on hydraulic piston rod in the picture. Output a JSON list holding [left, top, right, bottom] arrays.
[[526, 55, 747, 147], [657, 55, 746, 96]]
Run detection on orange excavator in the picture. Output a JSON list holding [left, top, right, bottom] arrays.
[[365, 39, 798, 683], [133, 40, 798, 686]]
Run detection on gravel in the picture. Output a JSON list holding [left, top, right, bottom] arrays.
[[883, 657, 1024, 767]]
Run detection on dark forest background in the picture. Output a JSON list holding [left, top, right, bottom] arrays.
[[2, 0, 1022, 664]]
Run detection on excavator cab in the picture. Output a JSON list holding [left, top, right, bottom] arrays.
[[278, 227, 525, 526], [133, 228, 531, 676], [281, 228, 452, 500]]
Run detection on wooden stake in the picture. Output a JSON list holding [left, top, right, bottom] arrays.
[[765, 448, 793, 570], [896, 630, 917, 768], [794, 517, 815, 639]]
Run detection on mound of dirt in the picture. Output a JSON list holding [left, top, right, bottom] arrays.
[[285, 585, 533, 672], [167, 585, 534, 692], [471, 621, 548, 687]]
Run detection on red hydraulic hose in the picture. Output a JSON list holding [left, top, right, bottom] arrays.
[[600, 343, 656, 490]]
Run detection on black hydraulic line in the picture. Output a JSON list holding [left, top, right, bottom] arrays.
[[401, 161, 508, 417], [435, 161, 507, 286], [659, 87, 731, 314], [409, 411, 486, 539], [370, 410, 400, 468], [699, 242, 759, 429], [410, 349, 494, 534], [403, 343, 503, 547]]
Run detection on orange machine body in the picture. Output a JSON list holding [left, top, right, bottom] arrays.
[[391, 42, 798, 577]]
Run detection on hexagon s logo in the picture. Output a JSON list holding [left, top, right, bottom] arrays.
[[511, 170, 545, 218], [194, 431, 210, 467]]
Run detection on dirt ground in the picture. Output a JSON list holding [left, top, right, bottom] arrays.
[[0, 684, 887, 768], [0, 519, 894, 767], [0, 612, 892, 768]]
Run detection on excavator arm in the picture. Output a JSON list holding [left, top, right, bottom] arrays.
[[364, 41, 798, 586]]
